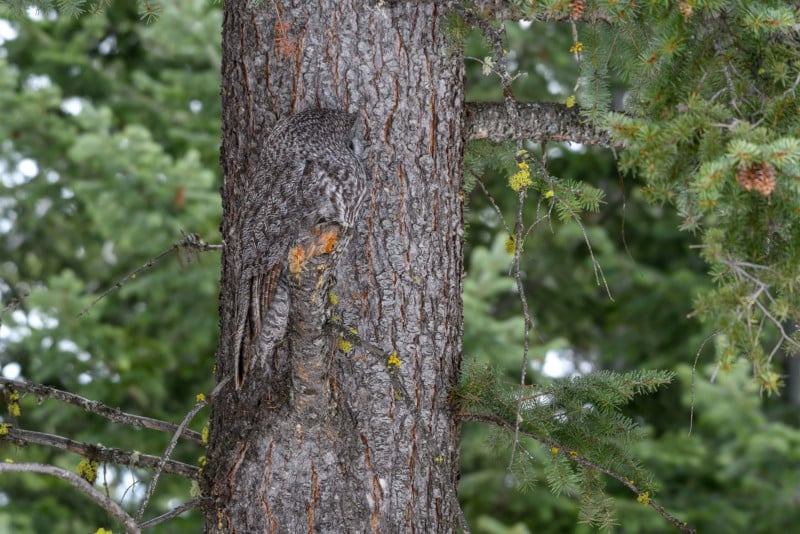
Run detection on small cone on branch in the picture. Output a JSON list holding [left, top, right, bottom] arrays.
[[570, 0, 585, 20], [737, 162, 777, 196], [679, 2, 693, 20]]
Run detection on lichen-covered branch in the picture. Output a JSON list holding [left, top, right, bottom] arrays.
[[464, 102, 619, 147], [0, 462, 141, 534], [0, 378, 203, 445], [2, 427, 199, 479]]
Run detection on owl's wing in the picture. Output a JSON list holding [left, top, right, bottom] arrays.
[[232, 162, 296, 389], [234, 262, 285, 389]]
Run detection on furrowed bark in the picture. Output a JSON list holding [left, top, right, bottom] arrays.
[[205, 2, 465, 532]]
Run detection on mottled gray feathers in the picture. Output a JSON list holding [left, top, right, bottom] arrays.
[[233, 109, 367, 388]]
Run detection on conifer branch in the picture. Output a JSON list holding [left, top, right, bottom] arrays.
[[1, 426, 199, 479], [460, 412, 696, 534], [77, 231, 222, 319], [0, 378, 204, 445], [0, 462, 141, 534], [473, 0, 614, 24]]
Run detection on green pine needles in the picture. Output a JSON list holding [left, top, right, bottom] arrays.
[[457, 363, 675, 530], [553, 0, 800, 392]]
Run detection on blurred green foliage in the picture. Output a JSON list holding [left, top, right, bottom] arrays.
[[0, 1, 798, 533], [0, 1, 220, 531], [459, 9, 800, 533]]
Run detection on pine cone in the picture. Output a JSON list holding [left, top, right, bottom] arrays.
[[679, 2, 693, 20], [737, 162, 777, 196], [570, 0, 585, 20]]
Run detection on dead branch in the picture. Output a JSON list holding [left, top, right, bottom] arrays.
[[0, 378, 204, 445], [139, 497, 209, 529], [78, 231, 222, 319], [2, 427, 199, 479], [0, 462, 141, 534], [136, 378, 229, 522]]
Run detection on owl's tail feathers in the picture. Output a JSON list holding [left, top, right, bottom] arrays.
[[233, 263, 284, 389]]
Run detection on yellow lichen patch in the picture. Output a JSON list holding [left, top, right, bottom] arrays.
[[508, 161, 532, 192], [387, 351, 401, 369], [7, 389, 20, 417], [337, 338, 353, 353], [504, 235, 517, 255], [77, 458, 98, 484]]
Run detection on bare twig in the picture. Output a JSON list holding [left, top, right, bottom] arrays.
[[78, 231, 222, 318], [0, 378, 204, 445], [455, 3, 536, 474], [2, 426, 199, 479], [723, 259, 800, 353], [0, 462, 141, 533], [473, 175, 512, 236], [139, 497, 209, 529], [135, 377, 229, 522], [460, 412, 696, 534], [689, 330, 720, 435]]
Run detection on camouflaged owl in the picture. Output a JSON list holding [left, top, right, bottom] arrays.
[[233, 108, 367, 388]]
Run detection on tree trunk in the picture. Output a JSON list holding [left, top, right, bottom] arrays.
[[204, 2, 465, 532]]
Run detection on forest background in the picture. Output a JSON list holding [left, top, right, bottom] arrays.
[[1, 1, 799, 532]]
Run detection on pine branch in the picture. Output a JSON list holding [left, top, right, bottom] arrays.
[[0, 378, 204, 445], [460, 412, 696, 534], [2, 427, 199, 479], [0, 462, 141, 534], [464, 102, 619, 147], [471, 0, 614, 24]]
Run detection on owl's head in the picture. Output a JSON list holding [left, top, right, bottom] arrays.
[[270, 108, 359, 153]]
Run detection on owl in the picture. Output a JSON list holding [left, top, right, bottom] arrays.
[[233, 108, 368, 389]]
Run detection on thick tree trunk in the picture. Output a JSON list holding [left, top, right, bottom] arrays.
[[203, 2, 465, 532]]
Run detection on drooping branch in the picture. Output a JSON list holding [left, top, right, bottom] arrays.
[[460, 412, 696, 534], [464, 102, 619, 147], [2, 427, 199, 479], [0, 378, 203, 445], [0, 462, 141, 534]]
